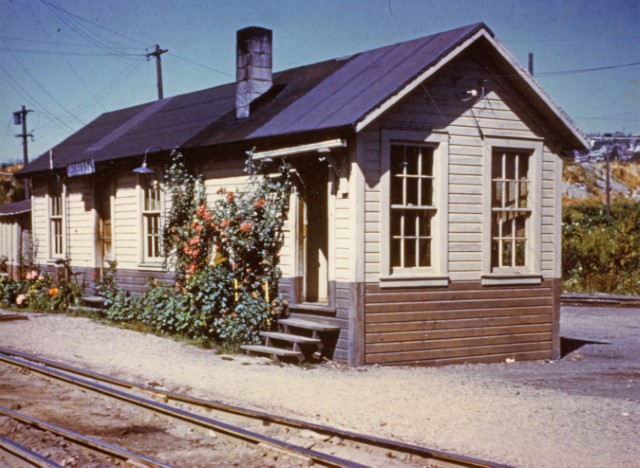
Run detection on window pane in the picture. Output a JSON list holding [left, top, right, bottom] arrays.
[[502, 240, 513, 267], [505, 154, 515, 181], [391, 210, 402, 237], [492, 181, 503, 208], [421, 148, 434, 176], [515, 240, 526, 266], [418, 212, 432, 237], [518, 181, 528, 209], [506, 181, 517, 208], [405, 237, 416, 268], [391, 238, 401, 268], [418, 239, 431, 267], [402, 211, 415, 237], [405, 146, 419, 174], [515, 214, 527, 238], [421, 178, 433, 206], [391, 174, 403, 205], [518, 155, 529, 180], [492, 152, 503, 179], [491, 239, 500, 268], [502, 214, 513, 238], [406, 177, 419, 206], [391, 145, 405, 205]]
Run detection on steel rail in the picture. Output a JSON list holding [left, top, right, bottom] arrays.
[[0, 407, 169, 468], [0, 346, 509, 468], [0, 434, 62, 468], [0, 352, 364, 468]]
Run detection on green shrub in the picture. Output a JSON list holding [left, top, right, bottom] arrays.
[[101, 151, 292, 344], [563, 203, 640, 295]]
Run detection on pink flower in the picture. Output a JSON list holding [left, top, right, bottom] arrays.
[[189, 237, 200, 246], [220, 219, 230, 229], [240, 222, 252, 234], [253, 198, 266, 208], [26, 270, 38, 281], [16, 294, 26, 306]]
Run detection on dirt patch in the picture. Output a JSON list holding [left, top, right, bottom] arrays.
[[0, 306, 638, 467]]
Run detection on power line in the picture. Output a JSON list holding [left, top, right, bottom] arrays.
[[0, 34, 141, 50], [40, 0, 148, 47], [27, 1, 107, 113], [1, 39, 85, 126], [40, 0, 143, 58], [0, 64, 77, 134], [168, 52, 233, 77], [536, 61, 640, 77], [0, 46, 143, 58]]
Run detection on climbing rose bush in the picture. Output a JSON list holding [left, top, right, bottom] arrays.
[[105, 150, 292, 344]]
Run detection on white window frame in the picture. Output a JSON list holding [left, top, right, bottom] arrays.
[[482, 136, 543, 284], [138, 173, 164, 265], [48, 177, 65, 259], [380, 129, 449, 288]]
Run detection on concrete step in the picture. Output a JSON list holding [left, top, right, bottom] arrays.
[[278, 317, 340, 332], [260, 331, 322, 345]]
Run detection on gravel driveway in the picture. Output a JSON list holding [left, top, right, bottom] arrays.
[[1, 306, 638, 467]]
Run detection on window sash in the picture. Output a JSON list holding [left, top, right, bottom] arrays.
[[491, 150, 530, 269], [141, 180, 162, 260], [144, 213, 161, 259], [390, 144, 435, 269], [49, 180, 64, 256]]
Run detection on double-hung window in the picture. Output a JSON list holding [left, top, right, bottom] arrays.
[[390, 144, 435, 269], [491, 150, 530, 268], [141, 178, 162, 261], [49, 178, 64, 257], [483, 137, 543, 282], [381, 130, 449, 287]]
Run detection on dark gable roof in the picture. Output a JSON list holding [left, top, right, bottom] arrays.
[[0, 199, 31, 217], [19, 22, 586, 177]]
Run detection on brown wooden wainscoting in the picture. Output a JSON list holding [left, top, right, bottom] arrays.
[[364, 279, 560, 366]]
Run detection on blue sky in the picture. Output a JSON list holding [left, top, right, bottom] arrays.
[[1, 0, 639, 164]]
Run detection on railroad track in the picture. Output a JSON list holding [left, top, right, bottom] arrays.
[[561, 293, 640, 308], [0, 346, 509, 467]]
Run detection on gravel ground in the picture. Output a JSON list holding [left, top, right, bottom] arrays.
[[0, 306, 638, 467]]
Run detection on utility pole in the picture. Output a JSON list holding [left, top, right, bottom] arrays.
[[13, 105, 33, 198], [146, 44, 168, 100], [528, 52, 534, 76]]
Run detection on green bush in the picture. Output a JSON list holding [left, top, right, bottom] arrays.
[[563, 203, 640, 295], [101, 151, 292, 344], [0, 268, 81, 312]]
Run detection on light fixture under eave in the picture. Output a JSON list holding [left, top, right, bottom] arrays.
[[133, 146, 163, 174]]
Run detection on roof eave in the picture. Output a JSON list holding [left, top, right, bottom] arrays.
[[354, 28, 589, 152]]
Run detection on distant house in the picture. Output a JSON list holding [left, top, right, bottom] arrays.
[[18, 23, 588, 366], [0, 199, 32, 279]]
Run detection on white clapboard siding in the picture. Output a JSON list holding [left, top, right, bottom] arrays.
[[65, 178, 95, 268], [112, 173, 139, 269], [360, 49, 561, 282], [31, 183, 49, 262], [0, 221, 18, 264]]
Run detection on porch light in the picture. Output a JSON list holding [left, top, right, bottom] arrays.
[[133, 146, 163, 174]]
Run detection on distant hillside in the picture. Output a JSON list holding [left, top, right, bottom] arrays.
[[0, 163, 24, 204], [563, 161, 640, 206]]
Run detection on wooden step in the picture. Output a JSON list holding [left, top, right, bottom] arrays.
[[278, 318, 340, 332], [260, 331, 322, 345], [0, 313, 28, 322], [81, 295, 106, 306], [240, 345, 303, 362]]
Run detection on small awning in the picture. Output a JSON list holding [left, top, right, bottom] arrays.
[[0, 199, 31, 218]]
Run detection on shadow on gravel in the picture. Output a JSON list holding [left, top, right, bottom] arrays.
[[560, 336, 610, 358]]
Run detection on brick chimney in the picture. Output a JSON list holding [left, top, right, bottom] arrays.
[[236, 26, 272, 119]]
